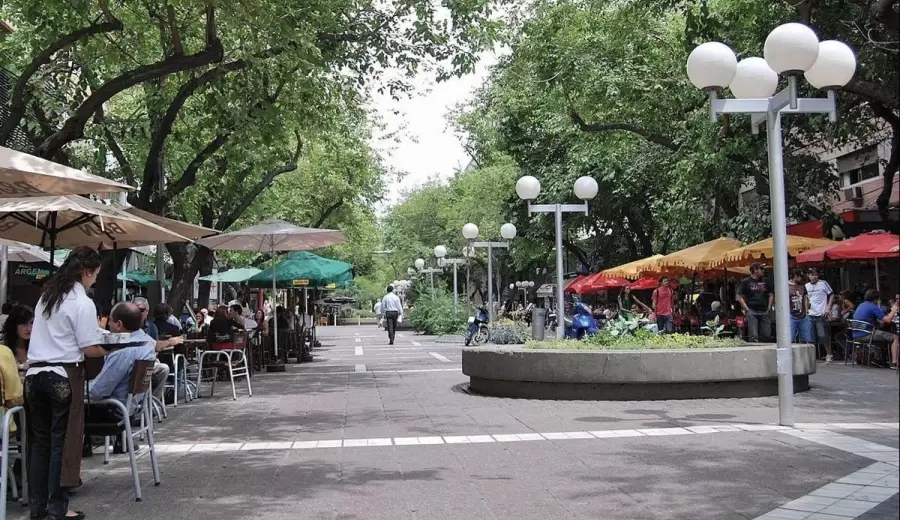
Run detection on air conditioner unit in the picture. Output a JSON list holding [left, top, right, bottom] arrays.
[[843, 186, 864, 203]]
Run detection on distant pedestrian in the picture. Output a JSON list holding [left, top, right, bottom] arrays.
[[651, 276, 675, 333], [373, 300, 383, 329], [739, 263, 773, 342], [380, 285, 403, 345], [805, 268, 835, 362], [788, 268, 812, 344]]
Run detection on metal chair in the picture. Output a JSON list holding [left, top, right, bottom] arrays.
[[844, 319, 877, 366], [196, 332, 252, 400], [1, 406, 27, 520], [83, 360, 161, 501]]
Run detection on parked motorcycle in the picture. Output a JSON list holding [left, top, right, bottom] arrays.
[[565, 302, 599, 339], [465, 306, 491, 346]]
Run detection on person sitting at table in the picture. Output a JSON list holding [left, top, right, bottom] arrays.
[[2, 304, 33, 369], [153, 303, 182, 338], [851, 289, 899, 370], [704, 301, 726, 323], [0, 304, 25, 492], [207, 307, 238, 351], [86, 302, 157, 453], [228, 304, 248, 330], [253, 309, 268, 337], [839, 291, 856, 321], [267, 306, 290, 336]]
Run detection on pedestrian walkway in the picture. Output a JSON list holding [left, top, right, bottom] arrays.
[[8, 325, 895, 520]]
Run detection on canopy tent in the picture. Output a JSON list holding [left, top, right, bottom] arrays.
[[0, 146, 132, 198], [198, 267, 263, 283], [247, 251, 353, 289], [600, 255, 665, 281], [650, 237, 743, 274], [117, 270, 170, 287], [197, 219, 346, 365], [710, 235, 837, 268], [796, 231, 900, 263], [123, 206, 218, 240]]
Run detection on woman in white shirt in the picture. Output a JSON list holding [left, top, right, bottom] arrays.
[[26, 246, 109, 520]]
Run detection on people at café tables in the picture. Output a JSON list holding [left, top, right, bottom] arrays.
[[2, 303, 33, 369], [26, 246, 110, 520], [207, 306, 240, 350], [739, 263, 774, 342], [228, 303, 249, 330], [0, 309, 25, 493], [805, 268, 835, 362], [253, 309, 268, 337], [838, 290, 856, 321], [704, 301, 726, 323], [267, 306, 290, 335], [130, 297, 181, 402], [85, 302, 158, 453], [153, 303, 182, 338], [695, 283, 719, 317], [618, 286, 650, 316], [852, 289, 899, 370]]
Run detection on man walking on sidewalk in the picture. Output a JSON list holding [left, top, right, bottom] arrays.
[[380, 285, 403, 345]]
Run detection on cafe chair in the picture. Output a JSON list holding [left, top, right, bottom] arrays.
[[83, 360, 161, 502], [844, 320, 877, 367], [196, 332, 252, 401], [1, 406, 27, 519]]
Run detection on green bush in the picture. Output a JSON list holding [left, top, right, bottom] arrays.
[[407, 289, 467, 335], [526, 332, 744, 350], [490, 323, 532, 345]]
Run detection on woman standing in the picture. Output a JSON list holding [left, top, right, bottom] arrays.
[[26, 246, 109, 520]]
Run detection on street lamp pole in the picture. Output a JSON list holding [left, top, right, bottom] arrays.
[[516, 176, 598, 339], [463, 223, 517, 324], [687, 24, 856, 426]]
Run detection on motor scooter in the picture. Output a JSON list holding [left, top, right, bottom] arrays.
[[565, 302, 599, 339], [465, 306, 490, 346]]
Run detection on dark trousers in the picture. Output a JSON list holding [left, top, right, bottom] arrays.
[[746, 310, 771, 343], [25, 371, 72, 519], [384, 311, 399, 344]]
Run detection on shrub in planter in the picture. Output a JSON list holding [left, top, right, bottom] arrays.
[[408, 289, 467, 335], [490, 323, 531, 345]]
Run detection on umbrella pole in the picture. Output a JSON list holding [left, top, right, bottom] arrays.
[[49, 212, 58, 276], [272, 244, 278, 359], [0, 245, 8, 306], [875, 258, 880, 292]]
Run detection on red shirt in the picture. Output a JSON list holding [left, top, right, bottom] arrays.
[[652, 286, 674, 317]]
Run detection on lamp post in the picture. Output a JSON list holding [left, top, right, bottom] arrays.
[[517, 175, 598, 339], [414, 257, 441, 295], [687, 23, 856, 427], [463, 222, 517, 324], [515, 280, 535, 306], [435, 245, 466, 311]]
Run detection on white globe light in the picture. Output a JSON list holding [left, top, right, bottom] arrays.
[[515, 175, 541, 200], [515, 281, 522, 288], [686, 42, 738, 90], [433, 245, 447, 258], [509, 283, 515, 290], [406, 267, 415, 275], [804, 40, 856, 89], [573, 176, 599, 200], [462, 223, 479, 240], [528, 281, 535, 288], [729, 58, 778, 99], [764, 23, 820, 74], [500, 223, 517, 240], [414, 258, 425, 270]]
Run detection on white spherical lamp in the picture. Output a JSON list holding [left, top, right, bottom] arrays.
[[528, 281, 535, 288], [686, 42, 738, 90], [804, 40, 856, 89], [764, 23, 819, 74], [406, 267, 416, 276], [500, 223, 517, 240], [729, 57, 778, 98], [515, 175, 541, 200], [573, 176, 599, 200], [509, 283, 515, 290], [462, 223, 479, 240], [414, 258, 425, 270], [433, 245, 447, 258]]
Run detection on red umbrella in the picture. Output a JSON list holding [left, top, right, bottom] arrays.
[[583, 274, 629, 294], [796, 231, 900, 263], [564, 275, 590, 294], [868, 242, 900, 258], [629, 277, 659, 290]]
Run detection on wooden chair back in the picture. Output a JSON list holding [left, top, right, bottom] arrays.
[[129, 360, 156, 395]]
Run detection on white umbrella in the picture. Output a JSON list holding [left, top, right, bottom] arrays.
[[0, 146, 132, 198], [197, 219, 346, 366], [0, 238, 56, 264]]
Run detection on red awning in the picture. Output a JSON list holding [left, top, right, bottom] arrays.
[[564, 275, 590, 294], [868, 242, 900, 258], [796, 231, 900, 263], [583, 274, 629, 294], [629, 277, 659, 291]]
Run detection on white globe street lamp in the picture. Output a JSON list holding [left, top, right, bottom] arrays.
[[687, 23, 856, 427], [462, 223, 479, 240], [407, 267, 416, 276], [500, 223, 517, 240], [434, 245, 447, 259], [414, 258, 425, 270], [463, 223, 516, 325], [517, 175, 598, 339]]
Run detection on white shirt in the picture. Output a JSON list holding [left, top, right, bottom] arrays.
[[805, 280, 833, 317], [381, 293, 403, 315], [27, 282, 102, 378], [373, 302, 382, 314]]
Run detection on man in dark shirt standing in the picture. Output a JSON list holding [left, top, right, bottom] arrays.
[[739, 263, 774, 342]]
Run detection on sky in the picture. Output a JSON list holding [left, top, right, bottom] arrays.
[[371, 51, 500, 211]]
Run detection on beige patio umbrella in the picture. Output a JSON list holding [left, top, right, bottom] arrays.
[[197, 219, 346, 370], [0, 238, 57, 264], [0, 146, 132, 198], [123, 206, 218, 240]]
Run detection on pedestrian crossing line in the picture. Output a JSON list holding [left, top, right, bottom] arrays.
[[429, 352, 452, 363]]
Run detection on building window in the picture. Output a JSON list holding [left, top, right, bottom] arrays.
[[841, 162, 880, 188]]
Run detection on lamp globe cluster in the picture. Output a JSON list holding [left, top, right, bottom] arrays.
[[515, 175, 599, 202], [414, 258, 425, 270], [686, 23, 856, 96], [433, 245, 447, 259]]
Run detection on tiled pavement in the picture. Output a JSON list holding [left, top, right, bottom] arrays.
[[6, 326, 897, 520]]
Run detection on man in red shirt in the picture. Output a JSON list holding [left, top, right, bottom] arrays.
[[652, 276, 675, 333]]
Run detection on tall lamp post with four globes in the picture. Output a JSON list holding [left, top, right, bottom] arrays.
[[462, 222, 517, 324], [687, 23, 856, 426], [434, 245, 467, 311], [516, 175, 598, 339]]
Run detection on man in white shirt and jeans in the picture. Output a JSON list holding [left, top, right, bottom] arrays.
[[380, 285, 403, 345], [805, 268, 835, 363]]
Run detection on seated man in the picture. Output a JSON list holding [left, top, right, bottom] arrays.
[[852, 289, 899, 370], [86, 302, 158, 452]]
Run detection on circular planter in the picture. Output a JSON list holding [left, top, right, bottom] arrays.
[[461, 343, 816, 400]]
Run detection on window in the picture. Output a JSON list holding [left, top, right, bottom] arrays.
[[841, 162, 880, 188]]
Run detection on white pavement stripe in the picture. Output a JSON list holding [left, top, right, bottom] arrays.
[[354, 364, 366, 372], [354, 337, 361, 343], [354, 346, 363, 356], [429, 352, 451, 363], [411, 341, 422, 346], [286, 368, 463, 376], [151, 423, 900, 456]]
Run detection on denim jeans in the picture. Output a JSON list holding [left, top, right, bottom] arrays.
[[790, 315, 813, 343], [746, 310, 771, 342], [656, 315, 674, 334], [25, 371, 72, 519], [808, 315, 831, 356]]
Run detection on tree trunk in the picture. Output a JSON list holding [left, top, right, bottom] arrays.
[[93, 249, 127, 314], [165, 244, 213, 313]]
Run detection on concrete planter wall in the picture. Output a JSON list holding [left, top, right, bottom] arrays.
[[462, 344, 817, 400]]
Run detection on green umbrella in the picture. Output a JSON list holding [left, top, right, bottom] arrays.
[[198, 267, 262, 283], [117, 270, 169, 287], [247, 251, 353, 289]]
